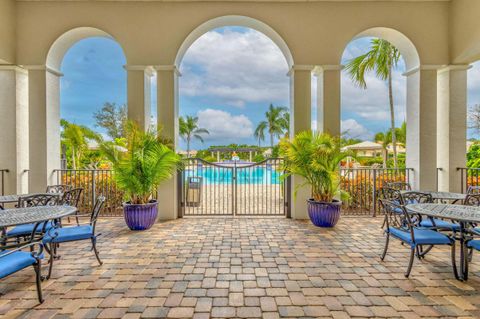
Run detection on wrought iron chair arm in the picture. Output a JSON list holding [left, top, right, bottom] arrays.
[[0, 240, 44, 258]]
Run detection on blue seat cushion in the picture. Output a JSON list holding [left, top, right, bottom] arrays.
[[468, 240, 480, 251], [0, 250, 42, 279], [43, 225, 93, 243], [7, 221, 54, 237], [388, 227, 452, 246], [419, 218, 461, 231]]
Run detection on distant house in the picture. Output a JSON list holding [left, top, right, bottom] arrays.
[[342, 141, 384, 157]]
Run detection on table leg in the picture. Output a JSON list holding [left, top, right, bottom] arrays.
[[459, 221, 468, 281]]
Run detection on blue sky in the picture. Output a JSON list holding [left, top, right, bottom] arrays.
[[60, 30, 480, 150]]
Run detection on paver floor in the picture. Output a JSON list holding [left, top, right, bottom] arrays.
[[1, 217, 479, 318]]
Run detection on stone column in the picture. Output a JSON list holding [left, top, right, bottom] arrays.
[[289, 65, 313, 219], [126, 65, 153, 130], [0, 66, 29, 194], [27, 66, 62, 192], [156, 65, 179, 220], [314, 65, 342, 136], [437, 65, 469, 192], [404, 66, 439, 191]]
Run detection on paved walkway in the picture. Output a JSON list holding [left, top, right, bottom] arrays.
[[1, 217, 479, 318]]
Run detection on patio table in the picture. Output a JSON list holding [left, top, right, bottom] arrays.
[[0, 206, 77, 228], [401, 190, 466, 203], [407, 203, 480, 280], [0, 193, 63, 207]]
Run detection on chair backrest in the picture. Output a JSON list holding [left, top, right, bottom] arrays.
[[380, 187, 403, 203], [61, 188, 83, 207], [46, 184, 71, 194], [90, 196, 106, 231], [467, 185, 480, 194], [401, 191, 433, 205], [17, 193, 59, 208], [384, 181, 412, 191], [379, 199, 415, 233], [464, 193, 480, 206]]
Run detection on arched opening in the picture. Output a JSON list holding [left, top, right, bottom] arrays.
[[174, 17, 292, 217], [59, 36, 126, 169], [29, 27, 126, 192], [337, 28, 431, 191], [175, 16, 293, 159]]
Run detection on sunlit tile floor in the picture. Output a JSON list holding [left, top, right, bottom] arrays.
[[1, 217, 479, 318]]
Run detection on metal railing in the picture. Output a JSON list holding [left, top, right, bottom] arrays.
[[53, 169, 124, 217], [457, 167, 480, 193], [340, 168, 414, 216], [0, 169, 9, 196], [178, 158, 289, 217]]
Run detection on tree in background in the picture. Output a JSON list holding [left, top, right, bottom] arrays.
[[468, 104, 480, 135], [179, 115, 209, 157], [93, 102, 127, 140], [255, 104, 289, 148], [61, 119, 102, 169], [374, 131, 391, 168], [345, 39, 401, 168]]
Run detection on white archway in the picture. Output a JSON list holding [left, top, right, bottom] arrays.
[[47, 27, 125, 72], [175, 15, 294, 68]]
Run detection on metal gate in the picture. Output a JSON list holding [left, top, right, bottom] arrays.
[[178, 158, 290, 217]]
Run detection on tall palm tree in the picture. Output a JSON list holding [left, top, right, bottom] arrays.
[[179, 115, 209, 157], [255, 104, 288, 148], [345, 38, 401, 168], [374, 131, 391, 168], [280, 111, 290, 138], [254, 122, 266, 147], [61, 119, 101, 169]]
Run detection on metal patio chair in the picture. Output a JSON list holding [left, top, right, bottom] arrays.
[[46, 184, 71, 194], [42, 196, 105, 279], [379, 199, 457, 278]]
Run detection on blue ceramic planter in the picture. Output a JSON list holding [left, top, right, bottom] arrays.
[[307, 199, 341, 227], [123, 200, 158, 231]]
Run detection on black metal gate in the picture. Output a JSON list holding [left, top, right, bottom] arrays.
[[178, 158, 289, 217]]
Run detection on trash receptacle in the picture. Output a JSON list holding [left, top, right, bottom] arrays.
[[186, 177, 203, 207]]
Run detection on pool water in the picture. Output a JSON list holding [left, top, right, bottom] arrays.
[[184, 166, 283, 185]]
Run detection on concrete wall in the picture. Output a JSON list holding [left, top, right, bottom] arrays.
[[15, 1, 450, 67], [0, 0, 16, 64], [450, 0, 480, 64]]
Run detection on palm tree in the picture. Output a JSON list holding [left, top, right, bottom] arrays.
[[280, 111, 290, 138], [255, 104, 288, 148], [345, 38, 401, 168], [61, 119, 101, 169], [179, 115, 209, 157], [254, 122, 266, 147], [374, 131, 391, 168]]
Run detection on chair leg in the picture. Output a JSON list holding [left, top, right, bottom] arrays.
[[47, 243, 55, 280], [92, 238, 102, 265], [381, 233, 390, 261], [451, 241, 460, 280], [405, 247, 415, 278], [33, 261, 44, 303]]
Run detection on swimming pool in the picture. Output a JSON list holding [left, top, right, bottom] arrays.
[[183, 166, 284, 185]]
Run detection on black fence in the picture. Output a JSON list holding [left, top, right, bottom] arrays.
[[178, 158, 289, 217], [340, 168, 414, 216], [457, 167, 480, 193], [0, 169, 8, 196]]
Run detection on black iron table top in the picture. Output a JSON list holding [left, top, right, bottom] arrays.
[[406, 203, 480, 223], [0, 193, 62, 204], [401, 190, 466, 202], [0, 206, 77, 227]]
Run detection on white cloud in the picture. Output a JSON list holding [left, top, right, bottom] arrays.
[[341, 119, 372, 140], [179, 28, 289, 108], [196, 108, 254, 142]]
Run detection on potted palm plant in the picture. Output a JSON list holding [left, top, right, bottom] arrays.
[[101, 121, 181, 230], [279, 131, 351, 227]]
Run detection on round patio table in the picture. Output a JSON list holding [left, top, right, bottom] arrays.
[[0, 206, 77, 228], [407, 203, 480, 280], [401, 190, 466, 203], [0, 193, 63, 206]]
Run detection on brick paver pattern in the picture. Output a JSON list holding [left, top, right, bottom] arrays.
[[0, 217, 479, 318]]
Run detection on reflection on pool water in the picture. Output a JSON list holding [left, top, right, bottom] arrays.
[[184, 166, 283, 185]]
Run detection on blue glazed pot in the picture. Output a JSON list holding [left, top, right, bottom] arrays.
[[123, 200, 158, 231], [307, 199, 342, 227]]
